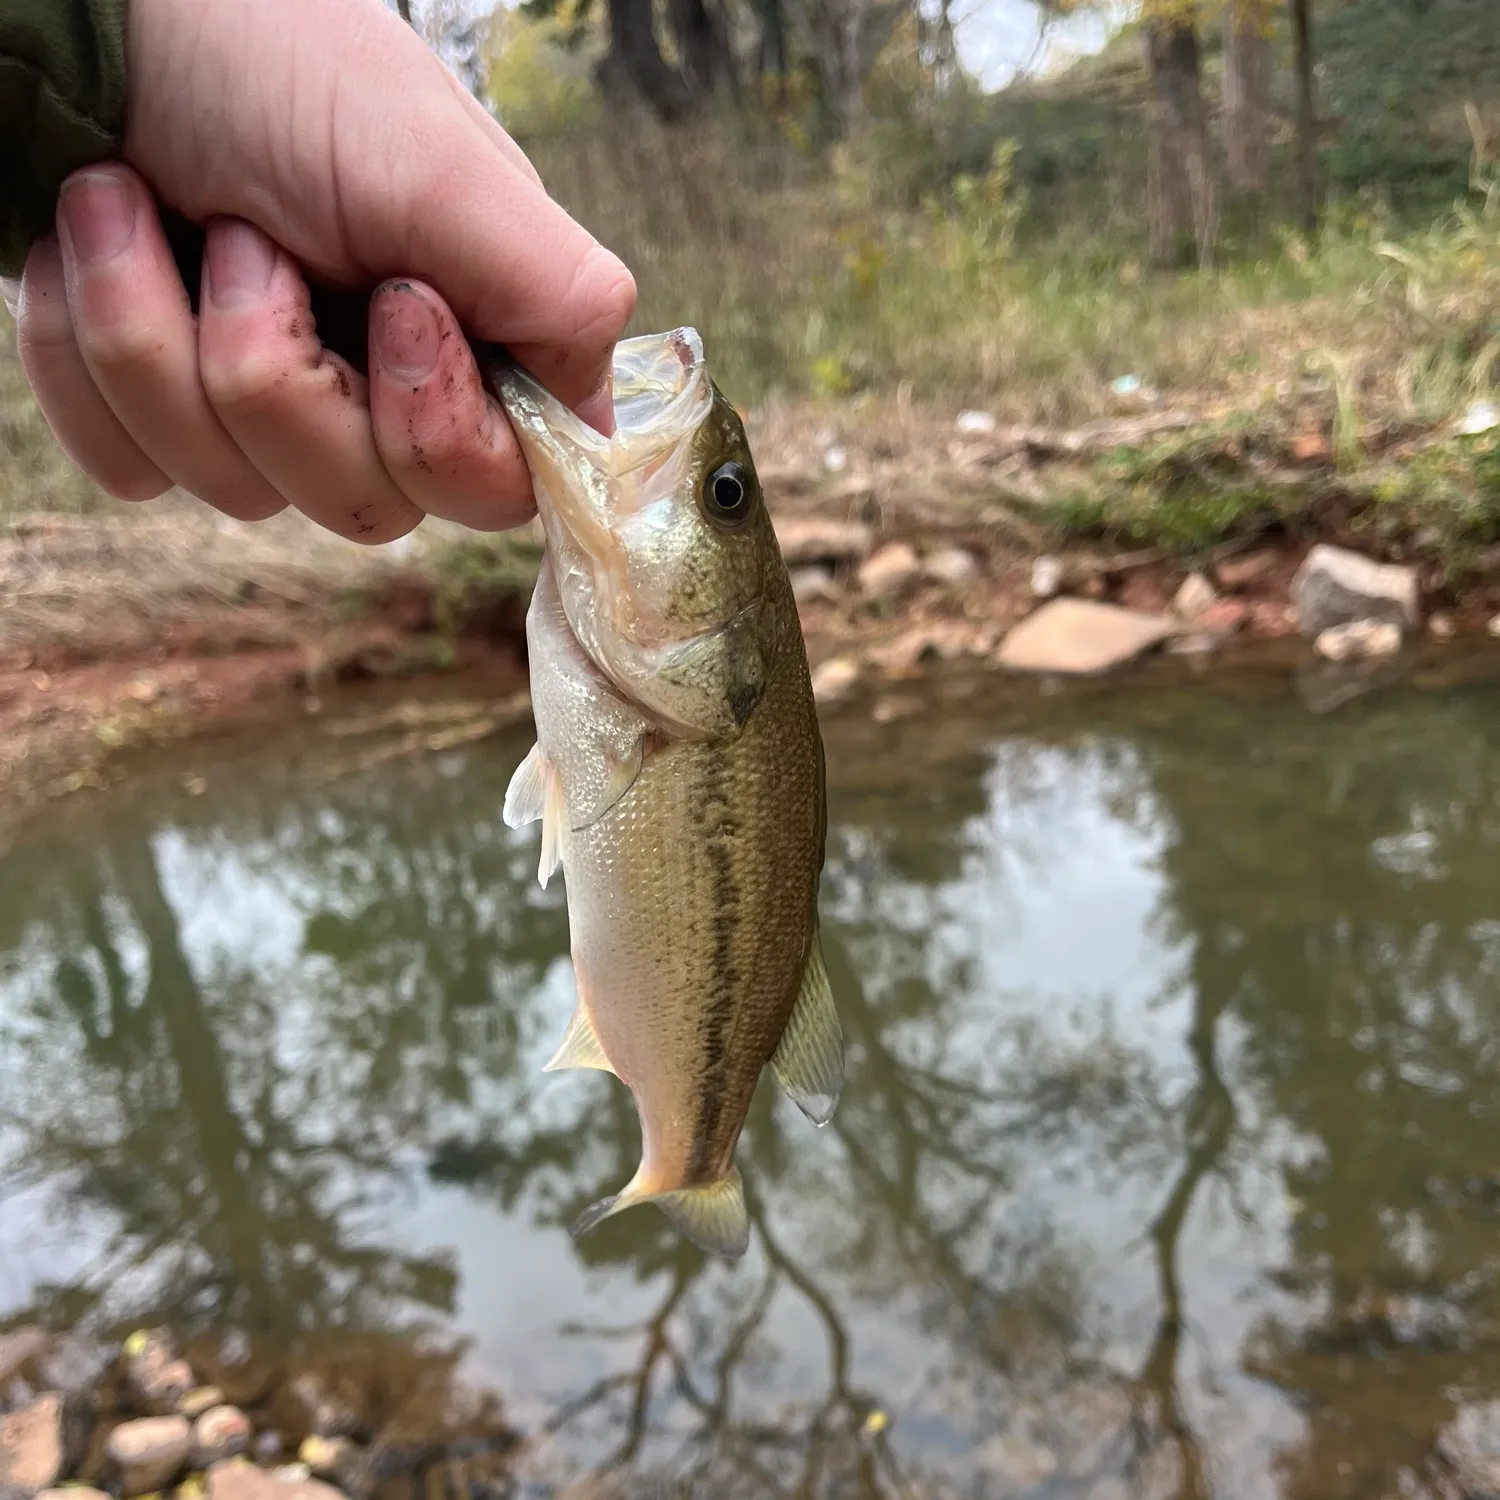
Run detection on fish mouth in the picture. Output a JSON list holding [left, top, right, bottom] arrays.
[[489, 329, 715, 599], [492, 328, 711, 483]]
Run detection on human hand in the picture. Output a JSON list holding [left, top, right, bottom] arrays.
[[5, 0, 636, 541]]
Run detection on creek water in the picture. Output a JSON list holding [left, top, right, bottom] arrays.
[[3, 655, 1500, 1499]]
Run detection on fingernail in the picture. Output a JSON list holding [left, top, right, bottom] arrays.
[[59, 171, 136, 265], [576, 373, 616, 438], [374, 284, 441, 383], [206, 219, 277, 308]]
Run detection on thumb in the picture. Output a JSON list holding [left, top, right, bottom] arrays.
[[394, 111, 635, 437]]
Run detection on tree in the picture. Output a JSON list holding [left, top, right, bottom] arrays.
[[1222, 0, 1272, 194], [668, 0, 739, 100], [1289, 0, 1319, 234], [1143, 8, 1216, 267], [593, 0, 697, 120]]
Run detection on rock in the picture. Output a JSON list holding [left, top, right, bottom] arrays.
[[1315, 618, 1403, 662], [1291, 544, 1419, 638], [997, 599, 1175, 676], [1439, 1401, 1500, 1495], [0, 1394, 65, 1499], [1429, 611, 1456, 639], [856, 542, 921, 598], [108, 1416, 192, 1496], [0, 1334, 49, 1391], [179, 1390, 224, 1422], [788, 565, 836, 605], [297, 1437, 356, 1484], [206, 1461, 343, 1500], [1490, 613, 1500, 639], [1213, 548, 1277, 590], [1030, 555, 1064, 599], [193, 1408, 251, 1467], [975, 1431, 1057, 1489], [954, 409, 996, 435], [921, 546, 980, 587], [123, 1331, 195, 1416], [251, 1434, 283, 1465], [33, 1338, 112, 1398], [772, 517, 872, 567], [810, 656, 859, 704], [1166, 632, 1219, 657], [284, 1377, 356, 1440], [1196, 598, 1249, 637], [867, 624, 974, 675], [1170, 572, 1217, 621]]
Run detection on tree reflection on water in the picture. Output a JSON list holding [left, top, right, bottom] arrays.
[[3, 673, 1500, 1498]]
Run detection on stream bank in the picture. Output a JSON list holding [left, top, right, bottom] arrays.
[[2, 396, 1496, 823]]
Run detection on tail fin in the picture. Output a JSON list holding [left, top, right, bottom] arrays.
[[572, 1166, 750, 1260]]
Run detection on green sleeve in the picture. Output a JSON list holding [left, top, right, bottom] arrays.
[[0, 0, 129, 278]]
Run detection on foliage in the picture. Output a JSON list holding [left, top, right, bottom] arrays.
[[429, 531, 545, 637]]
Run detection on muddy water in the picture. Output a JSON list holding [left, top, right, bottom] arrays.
[[4, 657, 1500, 1499]]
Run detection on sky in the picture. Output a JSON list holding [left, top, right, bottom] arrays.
[[944, 0, 1130, 91]]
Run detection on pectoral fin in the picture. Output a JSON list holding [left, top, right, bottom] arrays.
[[572, 1166, 750, 1261], [543, 1005, 616, 1075], [570, 737, 645, 833], [502, 743, 567, 887], [770, 931, 844, 1126]]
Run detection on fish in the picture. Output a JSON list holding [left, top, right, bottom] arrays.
[[490, 327, 843, 1261]]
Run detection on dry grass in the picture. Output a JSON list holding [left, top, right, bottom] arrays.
[[522, 117, 1500, 435], [2, 123, 1497, 601]]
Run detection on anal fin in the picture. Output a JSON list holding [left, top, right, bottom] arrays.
[[571, 1166, 750, 1261], [770, 930, 844, 1126], [543, 1005, 616, 1074]]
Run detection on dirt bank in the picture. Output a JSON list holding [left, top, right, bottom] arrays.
[[3, 396, 1496, 822]]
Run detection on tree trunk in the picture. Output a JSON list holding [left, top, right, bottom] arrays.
[[759, 0, 787, 80], [754, 0, 788, 93], [668, 0, 737, 101], [1289, 0, 1319, 235], [597, 0, 693, 121], [1143, 15, 1216, 268], [1222, 2, 1271, 193]]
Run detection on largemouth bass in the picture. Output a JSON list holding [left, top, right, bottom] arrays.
[[492, 328, 843, 1260]]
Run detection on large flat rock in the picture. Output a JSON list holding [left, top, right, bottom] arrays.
[[207, 1459, 345, 1500], [1291, 543, 1419, 637], [997, 599, 1175, 675]]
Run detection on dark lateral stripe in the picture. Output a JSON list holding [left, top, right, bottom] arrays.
[[688, 753, 739, 1180]]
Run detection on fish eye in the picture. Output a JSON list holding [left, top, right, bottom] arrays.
[[703, 461, 752, 526]]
